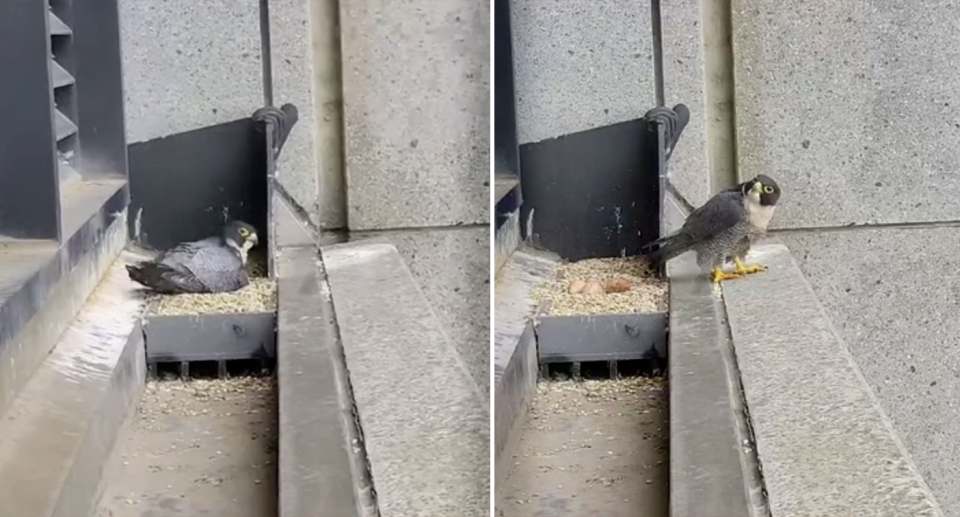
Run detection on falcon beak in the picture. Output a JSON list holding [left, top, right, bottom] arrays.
[[248, 233, 259, 246], [751, 182, 763, 195]]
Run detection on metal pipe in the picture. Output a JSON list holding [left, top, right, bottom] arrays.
[[258, 0, 274, 107], [650, 0, 665, 107]]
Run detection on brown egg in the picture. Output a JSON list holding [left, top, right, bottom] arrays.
[[584, 281, 605, 295], [568, 280, 587, 294], [605, 278, 632, 293]]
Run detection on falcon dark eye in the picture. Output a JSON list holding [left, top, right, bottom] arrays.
[[239, 228, 250, 237], [762, 185, 775, 194]]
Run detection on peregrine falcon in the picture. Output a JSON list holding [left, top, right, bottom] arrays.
[[126, 221, 260, 294], [641, 174, 782, 283]]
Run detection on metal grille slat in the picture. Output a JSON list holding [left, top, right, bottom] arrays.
[[54, 109, 77, 141], [48, 11, 70, 36], [51, 61, 74, 89]]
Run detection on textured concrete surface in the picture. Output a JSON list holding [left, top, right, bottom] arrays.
[[350, 226, 489, 396], [734, 0, 960, 228], [95, 377, 277, 517], [493, 322, 536, 495], [0, 258, 149, 517], [667, 251, 755, 517], [339, 0, 489, 230], [0, 214, 126, 419], [493, 249, 556, 386], [308, 0, 348, 230], [268, 0, 321, 226], [660, 0, 710, 208], [722, 243, 943, 516], [322, 242, 488, 517], [492, 249, 557, 491], [276, 245, 369, 517], [781, 228, 960, 514], [501, 378, 669, 517], [119, 0, 263, 143], [511, 0, 656, 144], [494, 210, 520, 276], [271, 191, 316, 250]]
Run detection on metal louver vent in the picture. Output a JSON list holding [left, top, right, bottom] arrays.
[[48, 4, 79, 184]]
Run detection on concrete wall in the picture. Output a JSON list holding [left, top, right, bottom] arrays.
[[339, 0, 491, 393], [119, 1, 264, 144], [511, 0, 656, 145], [654, 0, 960, 512]]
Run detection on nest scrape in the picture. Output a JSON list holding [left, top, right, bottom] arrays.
[[155, 277, 277, 315], [533, 257, 667, 316]]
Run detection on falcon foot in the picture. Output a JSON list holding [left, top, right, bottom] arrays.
[[733, 257, 767, 276], [711, 266, 743, 283]]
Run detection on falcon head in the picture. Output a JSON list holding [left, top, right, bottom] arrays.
[[223, 220, 259, 263], [742, 174, 782, 207]]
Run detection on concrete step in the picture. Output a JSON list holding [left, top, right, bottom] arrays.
[[321, 241, 488, 517], [0, 254, 150, 517], [719, 243, 943, 516], [491, 249, 557, 489]]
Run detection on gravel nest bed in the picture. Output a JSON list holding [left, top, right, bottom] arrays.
[[155, 278, 277, 315], [533, 257, 667, 316]]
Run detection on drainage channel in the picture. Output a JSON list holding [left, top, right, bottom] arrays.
[[95, 276, 279, 517], [500, 257, 670, 517], [502, 365, 668, 517]]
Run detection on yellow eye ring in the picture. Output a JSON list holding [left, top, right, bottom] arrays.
[[239, 228, 250, 237], [762, 185, 775, 194]]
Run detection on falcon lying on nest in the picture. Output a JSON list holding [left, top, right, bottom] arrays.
[[126, 220, 260, 294]]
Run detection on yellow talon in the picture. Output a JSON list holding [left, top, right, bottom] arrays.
[[733, 257, 767, 276], [711, 265, 742, 283]]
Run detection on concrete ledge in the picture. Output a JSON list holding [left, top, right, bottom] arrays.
[[492, 249, 557, 496], [323, 241, 489, 517], [0, 255, 149, 517], [276, 246, 372, 517], [667, 252, 755, 517], [722, 243, 944, 516], [0, 193, 127, 418]]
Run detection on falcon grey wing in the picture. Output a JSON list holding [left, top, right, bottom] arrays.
[[179, 244, 250, 293], [641, 189, 744, 263]]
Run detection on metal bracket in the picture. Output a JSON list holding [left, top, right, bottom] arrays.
[[252, 103, 300, 162], [253, 102, 301, 280], [643, 103, 690, 163]]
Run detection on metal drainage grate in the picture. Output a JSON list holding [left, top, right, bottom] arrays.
[[540, 358, 666, 381], [150, 357, 275, 381], [144, 311, 277, 380], [536, 312, 668, 380]]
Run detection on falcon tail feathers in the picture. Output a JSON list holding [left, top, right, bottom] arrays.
[[639, 232, 694, 265], [126, 263, 200, 295]]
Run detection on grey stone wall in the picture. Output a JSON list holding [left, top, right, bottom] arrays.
[[511, 0, 656, 145], [340, 0, 489, 231], [339, 0, 491, 393], [119, 1, 264, 144]]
